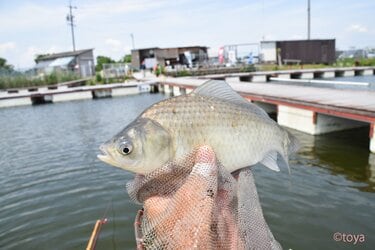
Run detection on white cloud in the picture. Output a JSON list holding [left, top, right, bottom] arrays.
[[348, 24, 368, 33], [0, 42, 16, 53], [26, 45, 62, 58], [0, 4, 66, 32], [79, 0, 169, 18], [105, 38, 122, 48], [291, 35, 304, 40]]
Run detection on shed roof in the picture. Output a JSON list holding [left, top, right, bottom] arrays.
[[36, 49, 94, 61], [261, 39, 335, 43], [132, 46, 208, 52]]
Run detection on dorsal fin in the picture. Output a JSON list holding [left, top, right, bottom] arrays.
[[193, 80, 248, 104], [193, 80, 269, 118]]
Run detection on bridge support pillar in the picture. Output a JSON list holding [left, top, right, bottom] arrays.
[[343, 70, 355, 77], [173, 86, 181, 96], [186, 88, 193, 94], [252, 75, 267, 82], [277, 105, 366, 135], [164, 85, 173, 95], [369, 154, 375, 182], [225, 77, 240, 83], [179, 87, 186, 95], [277, 73, 291, 79], [300, 72, 314, 79], [363, 69, 374, 76], [111, 86, 139, 96], [370, 124, 375, 153], [53, 91, 92, 102], [322, 71, 335, 78], [0, 97, 32, 108]]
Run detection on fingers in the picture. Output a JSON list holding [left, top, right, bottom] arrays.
[[192, 145, 217, 179]]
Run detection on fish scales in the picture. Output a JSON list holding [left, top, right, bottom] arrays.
[[141, 94, 285, 172]]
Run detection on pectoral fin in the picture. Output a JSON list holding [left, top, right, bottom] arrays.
[[260, 151, 280, 172]]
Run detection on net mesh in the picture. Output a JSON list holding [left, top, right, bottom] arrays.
[[127, 146, 282, 250]]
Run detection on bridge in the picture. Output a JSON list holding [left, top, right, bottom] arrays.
[[197, 66, 375, 83], [0, 81, 153, 107], [157, 77, 375, 153]]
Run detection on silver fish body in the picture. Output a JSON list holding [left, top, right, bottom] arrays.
[[98, 80, 298, 174]]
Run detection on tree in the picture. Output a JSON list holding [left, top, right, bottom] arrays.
[[0, 57, 14, 71], [119, 54, 132, 63], [34, 54, 51, 63], [95, 55, 115, 72]]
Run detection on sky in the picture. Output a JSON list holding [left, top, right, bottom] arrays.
[[0, 0, 374, 69]]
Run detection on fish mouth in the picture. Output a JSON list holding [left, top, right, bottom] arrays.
[[97, 144, 117, 166]]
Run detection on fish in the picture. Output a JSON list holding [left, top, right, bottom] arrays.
[[98, 80, 299, 174]]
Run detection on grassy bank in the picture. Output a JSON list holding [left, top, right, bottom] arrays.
[[0, 71, 79, 90]]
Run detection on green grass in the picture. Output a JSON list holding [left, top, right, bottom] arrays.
[[0, 71, 80, 90], [334, 58, 375, 67]]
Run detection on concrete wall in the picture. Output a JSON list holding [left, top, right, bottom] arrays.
[[112, 87, 139, 97], [371, 124, 375, 153], [260, 42, 276, 62], [278, 106, 316, 134], [277, 105, 366, 135], [53, 91, 92, 102], [0, 97, 32, 108], [78, 50, 95, 77]]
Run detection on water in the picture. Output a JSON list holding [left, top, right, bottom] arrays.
[[0, 92, 374, 249]]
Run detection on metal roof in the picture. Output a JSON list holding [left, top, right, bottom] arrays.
[[36, 49, 93, 61], [131, 46, 208, 52], [261, 39, 335, 43]]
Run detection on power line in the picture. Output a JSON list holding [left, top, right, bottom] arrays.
[[66, 1, 77, 51]]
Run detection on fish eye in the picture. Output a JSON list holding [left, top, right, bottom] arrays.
[[117, 141, 133, 155]]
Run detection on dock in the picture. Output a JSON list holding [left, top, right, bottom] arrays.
[[0, 81, 154, 108], [198, 66, 375, 83], [157, 77, 375, 153]]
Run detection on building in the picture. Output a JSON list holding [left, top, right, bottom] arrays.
[[131, 46, 209, 69], [35, 49, 95, 77], [260, 39, 335, 64]]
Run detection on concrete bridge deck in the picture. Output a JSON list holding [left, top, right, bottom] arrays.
[[0, 81, 154, 107], [198, 66, 375, 82], [158, 77, 375, 153]]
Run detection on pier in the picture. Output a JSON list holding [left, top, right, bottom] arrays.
[[157, 77, 375, 153], [0, 81, 153, 108], [198, 66, 375, 83]]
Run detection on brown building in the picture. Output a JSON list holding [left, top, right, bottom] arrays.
[[35, 49, 95, 77], [260, 39, 336, 64], [131, 46, 209, 69]]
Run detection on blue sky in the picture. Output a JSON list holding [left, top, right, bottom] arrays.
[[1, 0, 374, 68]]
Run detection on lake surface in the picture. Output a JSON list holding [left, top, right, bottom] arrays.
[[0, 91, 374, 249]]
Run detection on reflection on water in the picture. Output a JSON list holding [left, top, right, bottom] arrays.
[[296, 127, 374, 192], [0, 93, 374, 249]]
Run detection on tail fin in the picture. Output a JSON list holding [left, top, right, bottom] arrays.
[[281, 130, 300, 174], [287, 130, 300, 155]]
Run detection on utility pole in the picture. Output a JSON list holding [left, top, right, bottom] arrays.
[[130, 33, 135, 49], [66, 1, 77, 51], [307, 0, 311, 40]]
